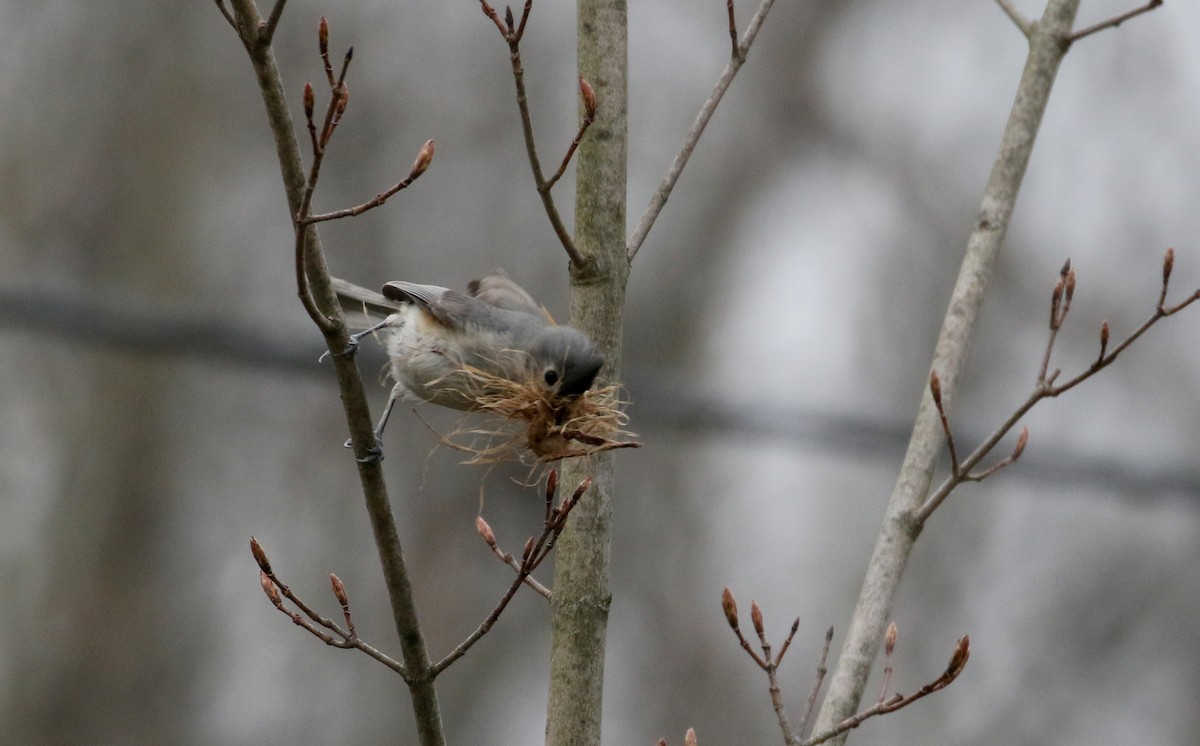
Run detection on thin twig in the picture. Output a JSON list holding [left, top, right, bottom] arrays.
[[803, 636, 970, 746], [994, 0, 1034, 37], [475, 1, 585, 266], [797, 626, 833, 738], [262, 0, 287, 43], [928, 371, 959, 474], [305, 140, 436, 225], [251, 539, 409, 677], [726, 0, 740, 60], [214, 0, 238, 31], [1067, 0, 1163, 43], [627, 0, 776, 261], [917, 252, 1199, 523], [434, 476, 590, 674]]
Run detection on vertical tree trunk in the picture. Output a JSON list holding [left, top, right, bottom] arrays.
[[810, 1, 1081, 741], [544, 1, 628, 744]]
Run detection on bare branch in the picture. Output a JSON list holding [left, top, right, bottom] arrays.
[[262, 0, 287, 43], [305, 140, 436, 225], [434, 474, 589, 674], [627, 0, 777, 261], [726, 0, 740, 59], [251, 539, 408, 677], [1067, 0, 1163, 43], [543, 79, 596, 192], [994, 0, 1034, 37], [474, 0, 585, 265], [214, 0, 238, 31], [796, 626, 833, 737], [917, 253, 1200, 523], [804, 636, 970, 746]]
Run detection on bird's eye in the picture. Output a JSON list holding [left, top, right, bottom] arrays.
[[544, 369, 560, 386]]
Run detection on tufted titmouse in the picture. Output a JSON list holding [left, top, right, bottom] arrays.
[[333, 270, 604, 439]]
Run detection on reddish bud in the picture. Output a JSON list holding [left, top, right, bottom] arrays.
[[885, 621, 897, 656], [259, 571, 281, 604], [685, 728, 698, 746], [929, 370, 942, 406], [334, 85, 349, 118], [1164, 247, 1175, 286], [721, 586, 739, 630], [522, 536, 535, 563], [1013, 426, 1029, 459], [250, 537, 272, 575], [750, 600, 765, 638], [947, 635, 971, 677], [657, 740, 667, 746], [409, 139, 436, 179], [303, 82, 315, 120], [476, 516, 496, 547], [546, 468, 559, 499], [318, 17, 329, 53], [504, 5, 514, 30], [1100, 321, 1109, 350], [579, 77, 597, 120], [330, 573, 348, 606], [1065, 268, 1076, 304], [571, 476, 593, 503]]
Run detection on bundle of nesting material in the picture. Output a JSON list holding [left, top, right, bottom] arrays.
[[422, 365, 639, 464]]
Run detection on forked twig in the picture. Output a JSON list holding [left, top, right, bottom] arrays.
[[250, 538, 409, 678], [627, 0, 777, 261], [804, 636, 971, 746], [435, 473, 590, 673], [918, 250, 1200, 523], [476, 0, 586, 266]]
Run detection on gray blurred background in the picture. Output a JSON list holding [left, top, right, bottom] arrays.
[[2, 0, 1199, 744]]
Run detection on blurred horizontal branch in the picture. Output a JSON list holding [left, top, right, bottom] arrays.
[[4, 285, 1196, 502]]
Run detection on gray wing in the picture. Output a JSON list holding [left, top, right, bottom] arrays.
[[466, 269, 543, 316], [382, 281, 478, 330]]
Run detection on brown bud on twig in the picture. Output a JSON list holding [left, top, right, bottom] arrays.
[[1050, 277, 1064, 327], [334, 84, 349, 119], [579, 77, 597, 121], [1099, 321, 1109, 359], [685, 728, 698, 746], [476, 516, 497, 547], [522, 536, 535, 564], [929, 370, 942, 406], [1164, 247, 1175, 287], [885, 621, 897, 656], [330, 573, 348, 607], [250, 537, 272, 575], [545, 468, 558, 499], [504, 5, 514, 31], [409, 139, 435, 180], [1012, 426, 1029, 460], [750, 600, 765, 639], [947, 635, 971, 677], [721, 586, 739, 630], [303, 82, 315, 121], [259, 571, 281, 604], [1065, 267, 1076, 305], [319, 16, 329, 54], [657, 740, 668, 746], [571, 476, 593, 505]]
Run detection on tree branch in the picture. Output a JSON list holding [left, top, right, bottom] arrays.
[[1067, 0, 1163, 43], [626, 0, 777, 262], [810, 2, 1083, 740], [222, 4, 444, 743], [995, 0, 1034, 37]]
